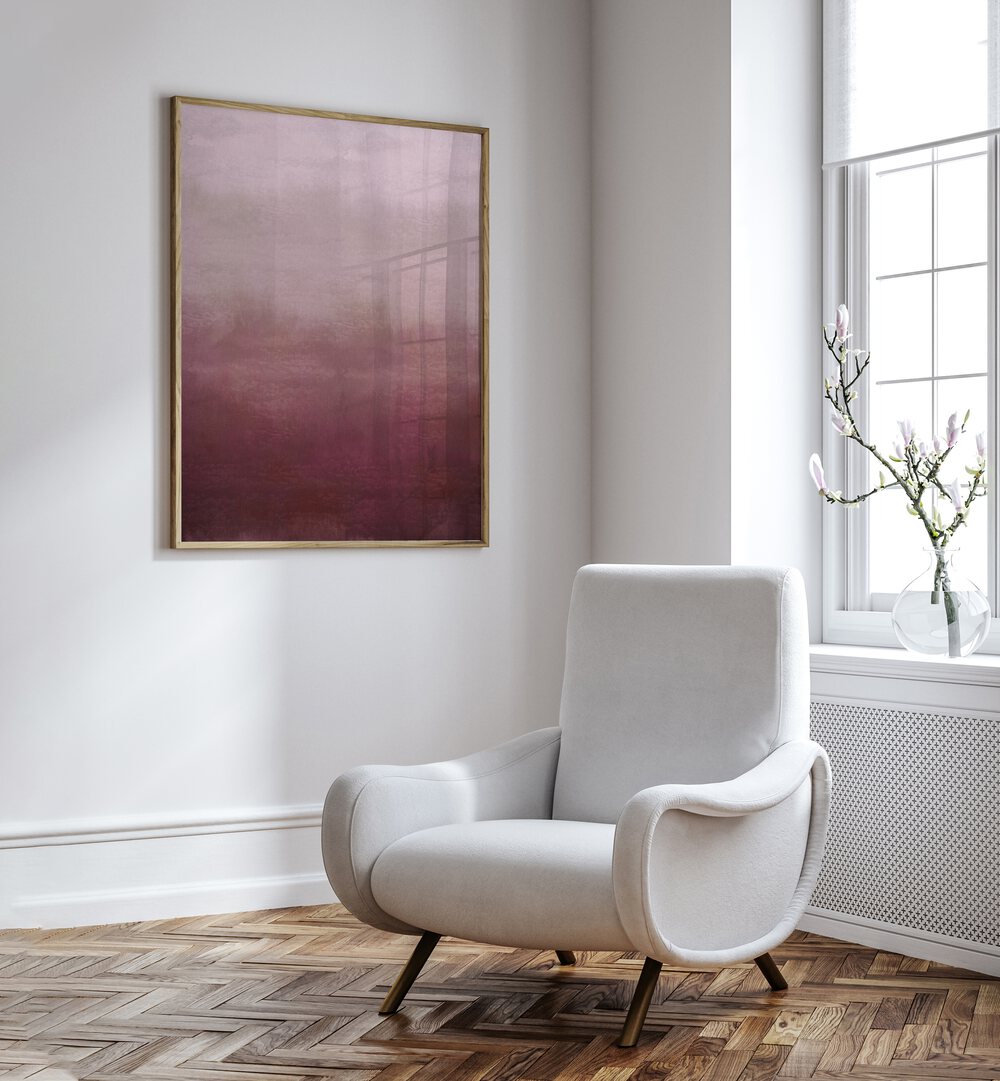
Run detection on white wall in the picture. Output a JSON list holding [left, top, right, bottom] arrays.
[[0, 0, 591, 925], [591, 0, 733, 565], [730, 0, 823, 639], [590, 0, 823, 630]]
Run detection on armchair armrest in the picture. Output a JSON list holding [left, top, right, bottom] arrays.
[[613, 740, 830, 966], [322, 727, 562, 933]]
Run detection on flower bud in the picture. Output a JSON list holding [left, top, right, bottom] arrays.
[[808, 453, 827, 493], [946, 413, 960, 449], [835, 304, 850, 342], [946, 478, 964, 512]]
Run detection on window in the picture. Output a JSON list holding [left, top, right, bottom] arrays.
[[822, 0, 1000, 651], [866, 140, 992, 606]]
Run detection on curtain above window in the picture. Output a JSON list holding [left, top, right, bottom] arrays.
[[824, 0, 1000, 167]]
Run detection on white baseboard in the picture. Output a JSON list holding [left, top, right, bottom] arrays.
[[800, 905, 1000, 978], [1, 803, 331, 929], [17, 873, 333, 928]]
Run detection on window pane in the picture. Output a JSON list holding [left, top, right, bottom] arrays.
[[867, 376, 988, 596], [868, 380, 932, 455], [938, 377, 988, 589], [936, 137, 988, 162], [934, 374, 985, 441], [954, 506, 990, 593], [935, 377, 989, 589], [870, 274, 932, 383], [937, 265, 988, 377], [878, 147, 933, 172], [869, 489, 932, 595], [936, 374, 987, 446], [937, 151, 988, 267], [867, 380, 933, 595], [871, 163, 932, 277]]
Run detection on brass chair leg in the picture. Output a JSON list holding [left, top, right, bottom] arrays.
[[379, 931, 441, 1014], [555, 950, 577, 965], [618, 956, 662, 1047], [754, 952, 787, 991]]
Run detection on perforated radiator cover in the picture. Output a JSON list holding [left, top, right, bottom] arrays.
[[810, 699, 1000, 946]]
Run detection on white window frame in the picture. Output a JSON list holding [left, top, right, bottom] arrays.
[[822, 139, 1000, 652]]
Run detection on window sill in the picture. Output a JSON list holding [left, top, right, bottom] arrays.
[[810, 643, 1000, 687]]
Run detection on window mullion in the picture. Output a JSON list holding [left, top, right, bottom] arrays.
[[846, 162, 871, 612], [931, 148, 939, 509]]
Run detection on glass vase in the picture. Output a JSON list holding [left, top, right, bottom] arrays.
[[891, 548, 991, 658]]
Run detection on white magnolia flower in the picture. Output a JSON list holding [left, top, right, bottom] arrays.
[[946, 478, 964, 513], [835, 304, 850, 342], [946, 412, 960, 449], [831, 412, 855, 437], [808, 453, 826, 493]]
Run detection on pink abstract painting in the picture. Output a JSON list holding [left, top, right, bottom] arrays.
[[172, 98, 486, 546]]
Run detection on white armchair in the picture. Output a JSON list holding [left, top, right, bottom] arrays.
[[322, 564, 830, 1047]]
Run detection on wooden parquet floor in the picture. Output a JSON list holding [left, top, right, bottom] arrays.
[[1, 905, 999, 1081]]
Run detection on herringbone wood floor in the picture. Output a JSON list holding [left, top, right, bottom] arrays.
[[2, 905, 999, 1080]]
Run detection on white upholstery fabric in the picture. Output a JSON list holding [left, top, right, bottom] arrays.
[[613, 740, 831, 965], [553, 565, 809, 823], [322, 728, 561, 933], [371, 820, 632, 951], [321, 564, 830, 972]]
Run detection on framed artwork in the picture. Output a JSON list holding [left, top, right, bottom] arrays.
[[171, 97, 488, 547]]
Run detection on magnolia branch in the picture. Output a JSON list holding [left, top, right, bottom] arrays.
[[810, 306, 987, 554]]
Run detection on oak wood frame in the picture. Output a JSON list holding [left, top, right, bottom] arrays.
[[170, 95, 489, 549]]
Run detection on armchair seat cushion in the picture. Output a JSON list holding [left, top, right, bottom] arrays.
[[370, 819, 633, 952]]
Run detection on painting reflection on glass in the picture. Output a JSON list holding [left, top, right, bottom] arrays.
[[172, 98, 487, 547]]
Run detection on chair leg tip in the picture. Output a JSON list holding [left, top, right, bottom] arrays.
[[754, 953, 788, 992]]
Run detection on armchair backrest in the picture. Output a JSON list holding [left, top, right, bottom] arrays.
[[552, 564, 809, 823]]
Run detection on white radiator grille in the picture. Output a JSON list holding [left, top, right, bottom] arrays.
[[810, 700, 1000, 946]]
